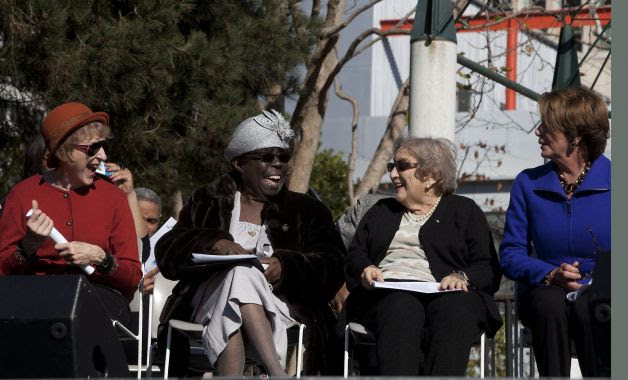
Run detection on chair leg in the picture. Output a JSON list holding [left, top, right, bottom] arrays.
[[518, 328, 524, 377], [529, 347, 535, 377], [146, 294, 154, 378], [146, 343, 154, 379], [296, 324, 305, 378], [480, 333, 485, 378], [164, 324, 172, 379], [137, 294, 143, 379], [343, 324, 349, 378], [514, 324, 520, 377]]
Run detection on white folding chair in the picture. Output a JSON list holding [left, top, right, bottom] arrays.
[[146, 272, 178, 378], [164, 311, 306, 378], [342, 322, 486, 378], [112, 287, 143, 379], [112, 238, 149, 378]]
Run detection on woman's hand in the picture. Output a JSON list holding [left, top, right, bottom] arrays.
[[107, 163, 134, 195], [260, 256, 282, 285], [211, 239, 249, 255], [361, 265, 384, 289], [140, 267, 160, 295], [547, 262, 582, 291], [439, 272, 469, 292], [55, 241, 106, 266], [22, 200, 53, 257], [330, 283, 350, 315]]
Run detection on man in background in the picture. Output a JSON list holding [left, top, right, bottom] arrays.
[[135, 187, 162, 293]]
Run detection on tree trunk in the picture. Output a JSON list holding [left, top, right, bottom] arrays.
[[334, 76, 360, 206], [288, 0, 345, 193]]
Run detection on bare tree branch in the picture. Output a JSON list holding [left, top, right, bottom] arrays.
[[321, 0, 383, 37], [354, 80, 409, 199], [323, 6, 416, 98], [311, 0, 321, 18], [333, 74, 360, 205]]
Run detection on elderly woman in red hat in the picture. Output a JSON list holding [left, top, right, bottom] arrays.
[[0, 102, 142, 324]]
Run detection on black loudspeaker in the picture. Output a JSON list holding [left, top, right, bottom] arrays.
[[0, 275, 130, 378]]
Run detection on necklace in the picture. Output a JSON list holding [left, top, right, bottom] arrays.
[[247, 226, 261, 237], [406, 196, 442, 223], [240, 198, 262, 237], [557, 161, 591, 194]]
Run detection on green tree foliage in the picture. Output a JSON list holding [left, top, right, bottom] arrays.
[[309, 148, 348, 221], [0, 0, 313, 199]]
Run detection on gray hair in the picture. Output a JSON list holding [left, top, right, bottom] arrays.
[[135, 187, 162, 214], [392, 137, 458, 195]]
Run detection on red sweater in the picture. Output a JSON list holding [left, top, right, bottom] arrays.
[[0, 175, 141, 298]]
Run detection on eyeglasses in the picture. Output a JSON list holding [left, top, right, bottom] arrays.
[[387, 161, 419, 173], [73, 140, 113, 157], [245, 152, 291, 163], [144, 217, 160, 225]]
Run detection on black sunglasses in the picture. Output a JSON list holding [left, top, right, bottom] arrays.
[[387, 161, 419, 173], [245, 152, 291, 163], [73, 140, 113, 157]]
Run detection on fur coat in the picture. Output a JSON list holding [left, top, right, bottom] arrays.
[[155, 172, 346, 375]]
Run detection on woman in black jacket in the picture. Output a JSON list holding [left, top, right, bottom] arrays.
[[345, 136, 502, 376], [155, 110, 345, 376]]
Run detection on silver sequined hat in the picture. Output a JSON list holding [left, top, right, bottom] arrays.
[[224, 109, 294, 161]]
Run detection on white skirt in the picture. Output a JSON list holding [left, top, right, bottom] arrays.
[[190, 264, 297, 367]]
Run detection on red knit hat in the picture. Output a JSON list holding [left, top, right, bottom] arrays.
[[41, 102, 109, 166]]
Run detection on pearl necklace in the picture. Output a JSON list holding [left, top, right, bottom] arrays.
[[557, 161, 591, 195], [406, 196, 442, 223]]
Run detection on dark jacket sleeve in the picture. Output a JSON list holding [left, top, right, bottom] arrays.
[[345, 204, 380, 292], [271, 196, 346, 305], [460, 199, 502, 294], [155, 186, 231, 280]]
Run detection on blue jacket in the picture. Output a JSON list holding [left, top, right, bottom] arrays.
[[499, 155, 611, 291]]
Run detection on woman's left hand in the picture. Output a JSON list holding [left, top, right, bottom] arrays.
[[439, 273, 469, 292], [55, 241, 106, 266], [260, 256, 282, 285], [106, 163, 134, 195]]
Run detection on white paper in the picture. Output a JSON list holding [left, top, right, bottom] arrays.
[[372, 281, 461, 294], [191, 253, 257, 263], [143, 217, 177, 273], [26, 209, 94, 275]]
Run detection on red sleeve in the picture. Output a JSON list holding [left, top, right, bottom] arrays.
[[0, 186, 29, 274], [90, 191, 142, 299]]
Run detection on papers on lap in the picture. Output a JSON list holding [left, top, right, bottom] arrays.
[[191, 253, 257, 263], [191, 253, 270, 270], [372, 281, 461, 293]]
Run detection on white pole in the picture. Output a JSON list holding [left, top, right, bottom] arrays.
[[409, 39, 457, 140], [409, 0, 457, 141]]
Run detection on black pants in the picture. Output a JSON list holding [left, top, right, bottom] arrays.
[[520, 285, 603, 377], [348, 289, 486, 376]]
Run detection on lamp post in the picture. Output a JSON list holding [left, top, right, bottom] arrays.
[[409, 0, 457, 141]]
